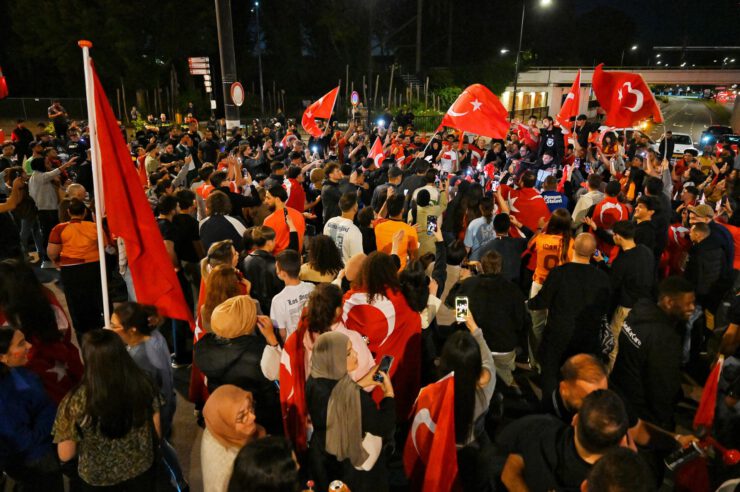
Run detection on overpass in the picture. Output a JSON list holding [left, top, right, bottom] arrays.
[[502, 67, 740, 120]]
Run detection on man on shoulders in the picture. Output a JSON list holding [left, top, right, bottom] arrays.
[[263, 185, 306, 255]]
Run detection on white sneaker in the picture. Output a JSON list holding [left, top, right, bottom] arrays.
[[41, 261, 56, 269]]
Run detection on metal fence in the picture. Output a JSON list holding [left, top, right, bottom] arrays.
[[0, 97, 88, 123]]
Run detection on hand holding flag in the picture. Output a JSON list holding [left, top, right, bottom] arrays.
[[301, 86, 340, 138]]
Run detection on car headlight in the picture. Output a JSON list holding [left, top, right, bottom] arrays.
[[702, 136, 710, 142]]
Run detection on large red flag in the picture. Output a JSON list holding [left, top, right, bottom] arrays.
[[556, 70, 581, 134], [342, 287, 422, 420], [499, 184, 551, 232], [367, 136, 385, 167], [301, 86, 340, 138], [440, 84, 509, 139], [693, 357, 723, 431], [592, 64, 663, 127], [92, 65, 192, 322], [0, 66, 9, 100], [279, 319, 310, 453], [404, 374, 458, 492]]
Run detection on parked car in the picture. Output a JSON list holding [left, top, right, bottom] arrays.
[[700, 125, 733, 147], [652, 132, 695, 158]]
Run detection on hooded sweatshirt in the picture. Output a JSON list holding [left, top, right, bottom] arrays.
[[610, 298, 683, 429]]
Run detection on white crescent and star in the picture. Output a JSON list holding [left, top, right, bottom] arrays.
[[47, 360, 68, 382], [617, 82, 644, 113], [411, 408, 437, 455], [447, 93, 483, 117], [343, 292, 397, 347]]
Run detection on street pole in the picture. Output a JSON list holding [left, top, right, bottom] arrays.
[[415, 0, 423, 73], [620, 49, 625, 66], [255, 1, 265, 115], [214, 0, 240, 128], [510, 0, 526, 120]]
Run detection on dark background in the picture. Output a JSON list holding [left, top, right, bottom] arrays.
[[0, 0, 737, 115]]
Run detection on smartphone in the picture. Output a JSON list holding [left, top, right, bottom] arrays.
[[427, 215, 438, 235], [373, 355, 395, 382], [491, 180, 500, 192], [455, 296, 469, 322]]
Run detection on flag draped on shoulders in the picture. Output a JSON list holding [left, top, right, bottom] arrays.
[[403, 373, 459, 492], [499, 184, 551, 232], [342, 287, 422, 420], [279, 318, 310, 453]]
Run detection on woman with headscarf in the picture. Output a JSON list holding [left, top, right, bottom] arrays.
[[194, 295, 281, 434], [272, 283, 375, 454], [201, 385, 266, 492], [306, 332, 395, 492]]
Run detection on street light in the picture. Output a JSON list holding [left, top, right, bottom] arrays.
[[510, 0, 553, 119], [620, 44, 638, 66], [500, 48, 510, 55]]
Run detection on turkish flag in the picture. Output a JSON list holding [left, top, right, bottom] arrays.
[[91, 64, 192, 322], [592, 64, 663, 127], [693, 357, 723, 431], [514, 123, 539, 151], [403, 374, 459, 492], [279, 317, 311, 453], [556, 70, 581, 134], [368, 136, 385, 167], [301, 86, 340, 138], [0, 66, 9, 100], [440, 84, 509, 139], [343, 287, 422, 420], [499, 184, 551, 232]]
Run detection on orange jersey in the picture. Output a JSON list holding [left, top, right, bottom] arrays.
[[531, 233, 574, 285]]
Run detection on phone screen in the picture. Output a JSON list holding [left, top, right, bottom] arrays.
[[427, 215, 438, 235], [373, 355, 395, 382], [455, 296, 469, 322]]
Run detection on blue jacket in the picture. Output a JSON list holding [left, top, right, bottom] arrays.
[[0, 368, 57, 469]]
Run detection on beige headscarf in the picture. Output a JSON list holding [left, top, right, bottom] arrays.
[[210, 295, 257, 339], [202, 385, 262, 448], [310, 332, 368, 468]]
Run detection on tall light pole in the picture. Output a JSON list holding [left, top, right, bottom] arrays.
[[254, 1, 265, 115], [510, 0, 552, 120], [215, 0, 240, 128], [415, 0, 423, 73]]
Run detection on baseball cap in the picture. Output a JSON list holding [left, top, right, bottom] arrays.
[[688, 204, 714, 219]]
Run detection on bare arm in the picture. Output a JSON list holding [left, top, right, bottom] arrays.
[[501, 454, 530, 492]]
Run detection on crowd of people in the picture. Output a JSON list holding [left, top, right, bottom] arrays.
[[1, 104, 740, 492]]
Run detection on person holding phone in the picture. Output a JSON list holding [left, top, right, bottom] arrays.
[[305, 331, 395, 492]]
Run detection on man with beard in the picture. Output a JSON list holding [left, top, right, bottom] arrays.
[[262, 185, 306, 254]]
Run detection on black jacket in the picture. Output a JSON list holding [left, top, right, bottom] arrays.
[[306, 377, 395, 492], [241, 249, 283, 314], [194, 333, 281, 433], [685, 235, 730, 310], [538, 126, 565, 161], [447, 273, 529, 353], [608, 244, 655, 312], [610, 299, 683, 429], [321, 180, 342, 222]]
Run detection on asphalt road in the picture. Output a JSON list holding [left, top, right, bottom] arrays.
[[649, 97, 732, 147]]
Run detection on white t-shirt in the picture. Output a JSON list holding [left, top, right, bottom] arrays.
[[270, 282, 315, 338], [438, 149, 458, 174], [323, 216, 364, 263]]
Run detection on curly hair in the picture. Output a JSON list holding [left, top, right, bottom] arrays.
[[307, 235, 344, 276]]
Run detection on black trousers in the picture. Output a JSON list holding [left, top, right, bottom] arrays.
[[37, 209, 59, 261], [60, 262, 104, 334]]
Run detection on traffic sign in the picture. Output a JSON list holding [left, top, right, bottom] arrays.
[[351, 91, 359, 106], [231, 82, 245, 107], [190, 69, 209, 75], [188, 57, 209, 64]]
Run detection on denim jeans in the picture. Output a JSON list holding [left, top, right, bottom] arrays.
[[20, 217, 46, 259]]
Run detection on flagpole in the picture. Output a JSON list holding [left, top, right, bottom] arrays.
[[78, 40, 111, 328]]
